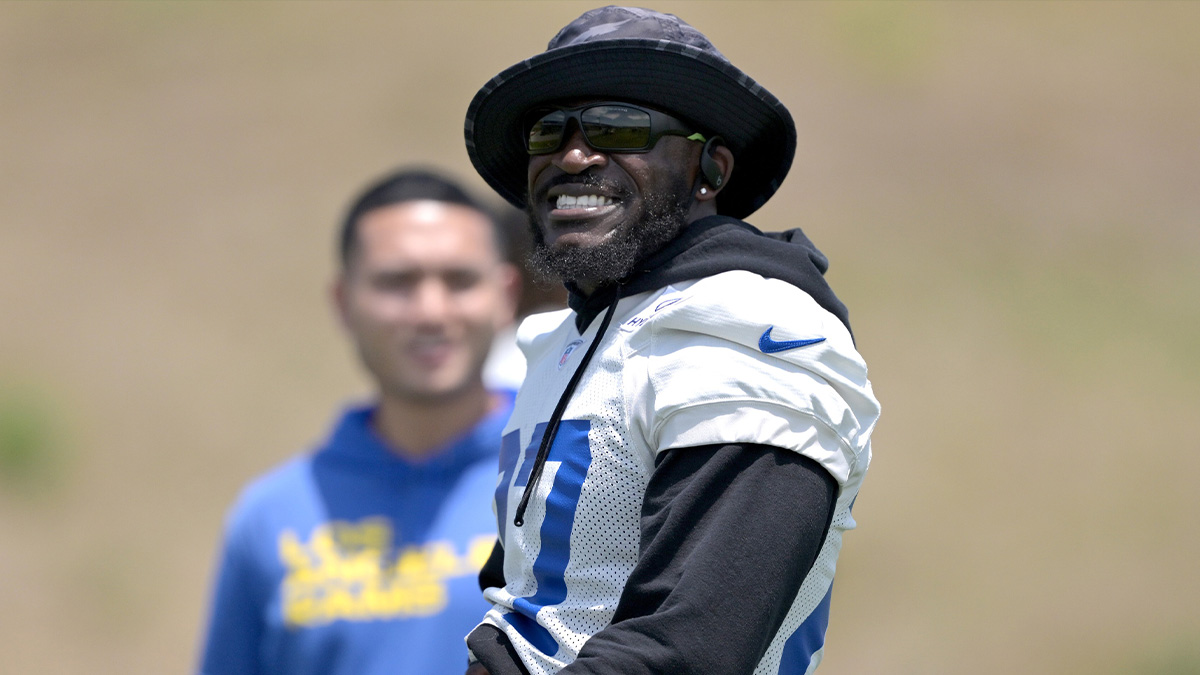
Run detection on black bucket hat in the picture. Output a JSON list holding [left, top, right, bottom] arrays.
[[464, 5, 797, 220]]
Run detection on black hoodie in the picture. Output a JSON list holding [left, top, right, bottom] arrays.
[[468, 215, 847, 675], [567, 214, 851, 336]]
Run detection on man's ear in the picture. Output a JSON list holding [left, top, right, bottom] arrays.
[[496, 263, 522, 329], [696, 138, 734, 202], [331, 274, 352, 331]]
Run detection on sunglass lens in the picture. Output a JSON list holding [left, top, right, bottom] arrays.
[[582, 106, 650, 150], [527, 110, 566, 153]]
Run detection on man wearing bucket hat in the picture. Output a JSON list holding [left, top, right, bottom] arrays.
[[463, 7, 880, 675]]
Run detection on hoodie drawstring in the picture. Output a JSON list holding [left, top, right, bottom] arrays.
[[513, 284, 622, 527]]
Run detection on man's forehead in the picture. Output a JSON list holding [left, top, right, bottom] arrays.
[[373, 199, 486, 224], [357, 202, 499, 259]]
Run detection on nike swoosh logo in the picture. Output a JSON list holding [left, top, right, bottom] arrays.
[[758, 326, 826, 353]]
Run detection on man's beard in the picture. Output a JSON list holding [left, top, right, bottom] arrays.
[[526, 177, 692, 288]]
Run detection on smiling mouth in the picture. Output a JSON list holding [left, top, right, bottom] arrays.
[[409, 336, 455, 364], [549, 193, 622, 223], [555, 194, 615, 209]]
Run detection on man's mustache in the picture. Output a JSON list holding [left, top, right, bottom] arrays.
[[531, 171, 630, 201]]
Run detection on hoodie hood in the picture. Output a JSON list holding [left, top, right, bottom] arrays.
[[566, 215, 850, 335]]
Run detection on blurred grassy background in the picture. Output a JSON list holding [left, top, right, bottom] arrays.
[[1, 1, 1197, 673]]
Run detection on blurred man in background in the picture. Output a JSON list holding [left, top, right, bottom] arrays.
[[198, 169, 521, 675], [484, 207, 571, 391]]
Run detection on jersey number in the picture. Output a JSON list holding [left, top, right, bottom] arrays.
[[495, 420, 592, 656]]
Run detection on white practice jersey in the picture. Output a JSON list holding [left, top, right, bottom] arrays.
[[479, 270, 880, 675]]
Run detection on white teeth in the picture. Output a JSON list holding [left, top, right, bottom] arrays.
[[556, 194, 613, 209]]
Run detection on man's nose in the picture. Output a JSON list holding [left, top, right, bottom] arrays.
[[411, 279, 451, 322], [552, 123, 607, 174]]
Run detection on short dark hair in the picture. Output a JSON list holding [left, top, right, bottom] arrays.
[[338, 168, 507, 268]]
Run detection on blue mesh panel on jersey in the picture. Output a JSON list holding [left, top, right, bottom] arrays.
[[514, 424, 548, 488], [496, 430, 521, 543], [509, 419, 593, 656], [497, 424, 551, 542], [778, 585, 833, 673]]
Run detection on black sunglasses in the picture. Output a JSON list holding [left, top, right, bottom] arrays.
[[523, 102, 705, 155]]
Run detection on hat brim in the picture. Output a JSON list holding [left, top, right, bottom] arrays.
[[465, 39, 796, 220]]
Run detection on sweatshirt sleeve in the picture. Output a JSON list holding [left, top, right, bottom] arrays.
[[562, 441, 837, 675], [197, 514, 266, 675], [478, 539, 506, 593]]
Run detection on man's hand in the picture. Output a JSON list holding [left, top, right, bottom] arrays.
[[465, 664, 490, 675]]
